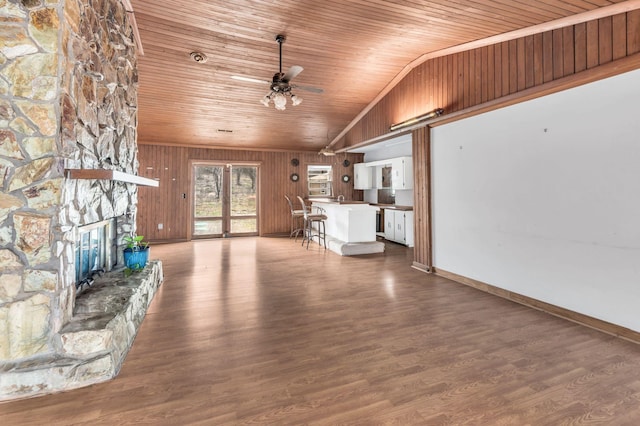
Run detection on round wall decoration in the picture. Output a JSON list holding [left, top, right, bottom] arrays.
[[343, 159, 351, 167], [341, 174, 351, 183], [290, 173, 300, 182], [291, 158, 299, 166]]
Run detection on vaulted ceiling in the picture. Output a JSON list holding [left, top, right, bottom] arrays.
[[130, 0, 632, 152]]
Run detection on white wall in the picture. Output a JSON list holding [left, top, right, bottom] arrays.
[[431, 68, 640, 332]]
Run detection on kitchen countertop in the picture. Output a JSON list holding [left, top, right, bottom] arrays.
[[314, 200, 369, 205], [310, 200, 413, 210], [372, 204, 414, 211]]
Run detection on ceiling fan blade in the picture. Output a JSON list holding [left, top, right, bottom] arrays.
[[294, 84, 324, 94], [230, 75, 270, 85], [282, 65, 303, 82]]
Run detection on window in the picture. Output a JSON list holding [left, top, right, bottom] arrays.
[[307, 165, 332, 197]]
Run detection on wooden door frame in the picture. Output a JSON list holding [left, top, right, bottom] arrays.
[[411, 127, 433, 272]]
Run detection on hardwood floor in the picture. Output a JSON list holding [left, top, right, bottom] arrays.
[[2, 237, 640, 425]]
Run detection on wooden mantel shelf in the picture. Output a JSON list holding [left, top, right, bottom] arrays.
[[65, 169, 159, 187]]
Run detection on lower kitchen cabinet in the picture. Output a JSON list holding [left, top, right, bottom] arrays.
[[383, 209, 414, 247]]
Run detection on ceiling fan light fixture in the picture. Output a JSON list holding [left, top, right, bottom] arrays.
[[291, 94, 302, 106], [232, 34, 322, 111], [273, 92, 287, 110]]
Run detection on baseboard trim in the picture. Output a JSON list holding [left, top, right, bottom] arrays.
[[411, 261, 431, 273], [147, 238, 188, 244], [261, 232, 291, 238], [433, 267, 640, 344]]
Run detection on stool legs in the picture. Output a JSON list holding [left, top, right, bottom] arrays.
[[300, 218, 308, 247], [290, 214, 303, 239], [316, 220, 326, 249], [301, 218, 326, 249]]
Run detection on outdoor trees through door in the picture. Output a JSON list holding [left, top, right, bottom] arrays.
[[192, 163, 259, 237]]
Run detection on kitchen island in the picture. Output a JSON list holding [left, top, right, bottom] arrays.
[[311, 200, 385, 255]]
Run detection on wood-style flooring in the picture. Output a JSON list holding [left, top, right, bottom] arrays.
[[2, 237, 640, 425]]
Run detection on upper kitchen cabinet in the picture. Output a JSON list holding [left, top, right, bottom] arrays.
[[354, 163, 373, 190], [391, 156, 413, 190], [378, 165, 392, 189]]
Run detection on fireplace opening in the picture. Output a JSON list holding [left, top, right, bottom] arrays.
[[75, 218, 117, 294]]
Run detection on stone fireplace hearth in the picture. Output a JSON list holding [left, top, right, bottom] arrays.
[[1, 0, 161, 401], [1, 261, 163, 401]]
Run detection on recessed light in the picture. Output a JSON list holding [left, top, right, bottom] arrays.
[[189, 51, 208, 63]]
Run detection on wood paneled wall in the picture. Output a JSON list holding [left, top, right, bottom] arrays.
[[334, 10, 640, 149], [332, 10, 640, 270], [411, 127, 431, 272], [136, 11, 640, 248], [137, 145, 363, 242]]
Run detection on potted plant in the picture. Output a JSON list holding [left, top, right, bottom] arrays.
[[123, 234, 150, 271]]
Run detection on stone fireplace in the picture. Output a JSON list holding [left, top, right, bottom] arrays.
[[0, 0, 162, 401]]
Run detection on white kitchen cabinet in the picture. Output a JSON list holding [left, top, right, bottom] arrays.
[[354, 163, 373, 189], [383, 209, 414, 247], [384, 209, 395, 241], [391, 156, 413, 190]]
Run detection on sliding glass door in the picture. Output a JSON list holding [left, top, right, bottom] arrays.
[[192, 163, 259, 238], [229, 165, 258, 234]]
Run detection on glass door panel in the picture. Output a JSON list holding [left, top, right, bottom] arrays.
[[230, 218, 257, 234], [193, 165, 224, 237], [192, 163, 259, 237], [230, 166, 258, 235]]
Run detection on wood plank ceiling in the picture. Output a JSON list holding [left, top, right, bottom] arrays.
[[130, 0, 630, 152]]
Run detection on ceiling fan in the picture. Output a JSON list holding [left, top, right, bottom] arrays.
[[231, 34, 323, 110]]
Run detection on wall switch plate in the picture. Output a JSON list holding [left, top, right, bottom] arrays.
[[158, 223, 163, 230]]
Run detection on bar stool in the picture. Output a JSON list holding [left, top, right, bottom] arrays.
[[297, 196, 327, 249], [284, 195, 305, 239]]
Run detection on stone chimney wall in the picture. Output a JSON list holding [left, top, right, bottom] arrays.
[[0, 0, 139, 390]]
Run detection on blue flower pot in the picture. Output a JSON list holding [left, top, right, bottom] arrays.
[[123, 247, 150, 270]]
